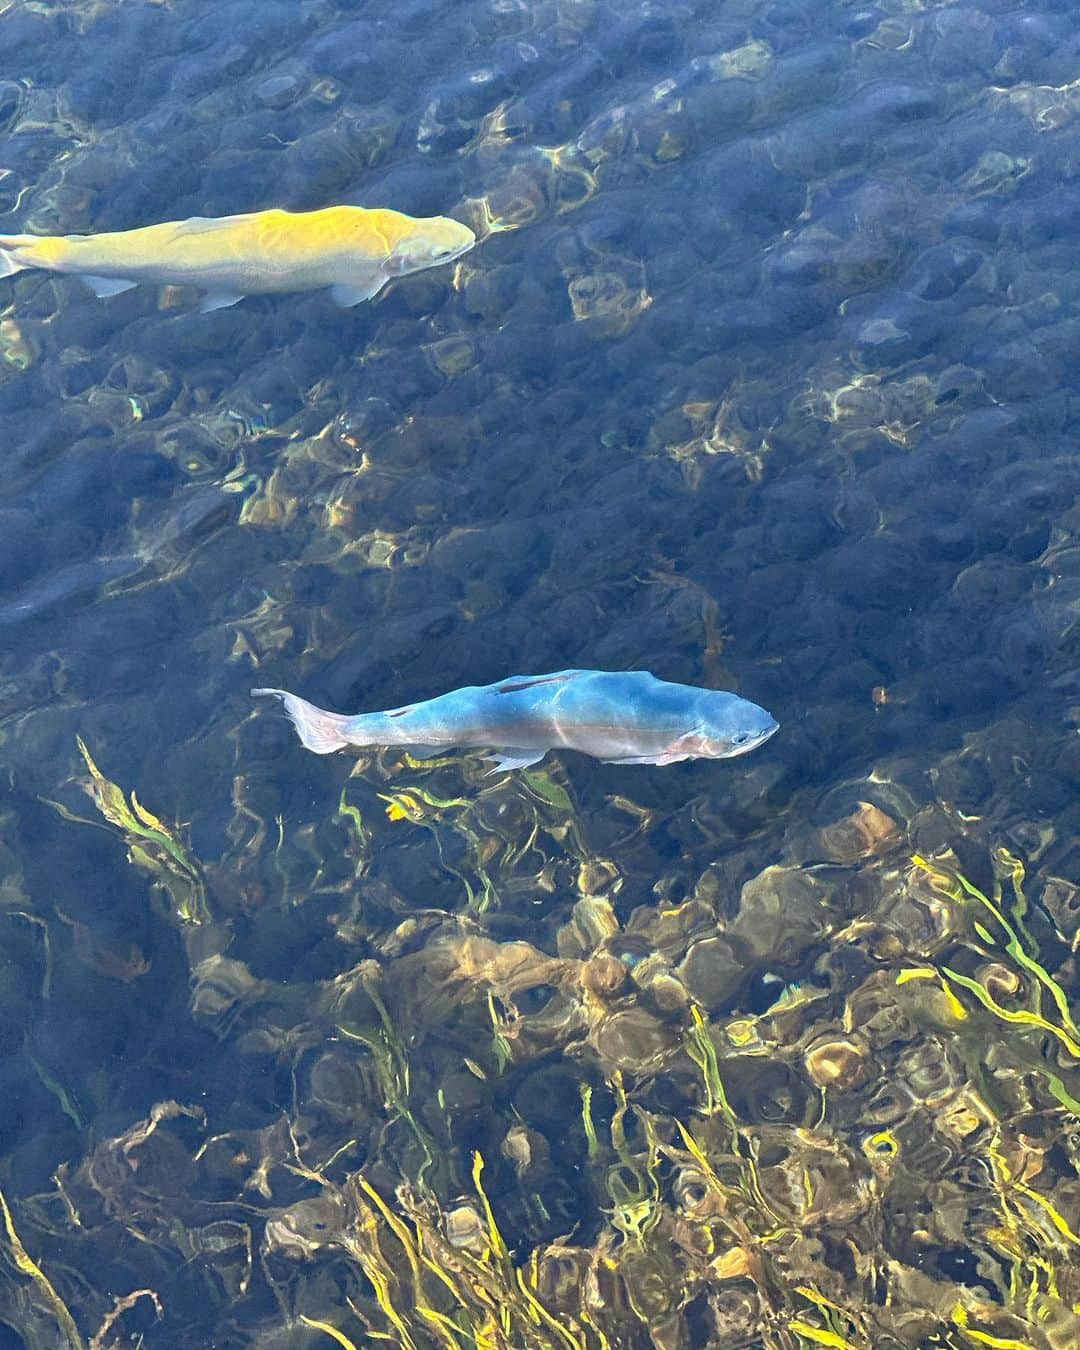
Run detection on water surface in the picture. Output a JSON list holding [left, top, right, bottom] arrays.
[[1, 1, 1079, 1346]]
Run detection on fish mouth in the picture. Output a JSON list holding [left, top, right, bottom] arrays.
[[429, 220, 477, 264], [443, 232, 476, 262], [725, 720, 780, 757]]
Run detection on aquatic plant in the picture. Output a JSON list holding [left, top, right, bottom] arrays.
[[376, 765, 588, 914], [902, 852, 1080, 1114], [16, 741, 1080, 1350], [295, 847, 1079, 1348], [0, 1184, 82, 1350], [45, 738, 208, 924]]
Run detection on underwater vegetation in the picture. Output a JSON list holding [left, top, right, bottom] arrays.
[[1, 746, 1076, 1348], [2, 2, 1080, 1348]]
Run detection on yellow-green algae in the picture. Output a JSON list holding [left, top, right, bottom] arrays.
[[13, 757, 1080, 1347], [44, 737, 209, 924]]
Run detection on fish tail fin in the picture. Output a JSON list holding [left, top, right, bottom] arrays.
[[0, 234, 33, 278], [252, 687, 354, 754], [0, 233, 61, 277]]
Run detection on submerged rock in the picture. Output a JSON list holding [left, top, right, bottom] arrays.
[[730, 865, 829, 964], [591, 1005, 676, 1071], [443, 1202, 486, 1252], [816, 801, 901, 863], [804, 1034, 873, 1091], [581, 952, 630, 1002], [677, 935, 745, 1012]]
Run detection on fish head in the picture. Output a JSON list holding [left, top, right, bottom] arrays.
[[387, 216, 476, 277], [689, 692, 779, 760]]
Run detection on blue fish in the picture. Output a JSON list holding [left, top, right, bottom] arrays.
[[252, 670, 778, 771]]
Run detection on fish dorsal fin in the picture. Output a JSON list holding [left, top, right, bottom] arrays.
[[169, 212, 260, 238], [495, 672, 580, 695]]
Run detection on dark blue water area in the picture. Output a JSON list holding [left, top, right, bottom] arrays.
[[1, 0, 1080, 1345]]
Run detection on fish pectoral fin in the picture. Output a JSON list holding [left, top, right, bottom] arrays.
[[82, 275, 138, 298], [200, 290, 245, 313], [484, 748, 546, 774], [330, 278, 386, 307]]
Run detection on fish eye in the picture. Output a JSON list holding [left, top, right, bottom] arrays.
[[732, 732, 750, 745]]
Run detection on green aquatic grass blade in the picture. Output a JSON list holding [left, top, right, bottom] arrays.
[[951, 1300, 1038, 1350], [355, 1177, 468, 1348], [915, 856, 1079, 1042], [685, 1005, 735, 1124], [337, 994, 438, 1184], [26, 1050, 83, 1130], [952, 870, 1076, 1035], [61, 738, 210, 923], [299, 1316, 362, 1350], [335, 783, 371, 850], [486, 992, 512, 1074], [941, 967, 1080, 1059], [580, 1083, 600, 1160], [471, 1151, 510, 1267], [789, 1318, 861, 1350], [994, 846, 1039, 956], [520, 767, 574, 814], [604, 1074, 661, 1246], [0, 1186, 83, 1350]]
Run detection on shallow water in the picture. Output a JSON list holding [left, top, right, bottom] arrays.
[[1, 0, 1079, 1346]]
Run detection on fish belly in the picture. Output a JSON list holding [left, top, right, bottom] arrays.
[[353, 688, 548, 754], [554, 724, 675, 761]]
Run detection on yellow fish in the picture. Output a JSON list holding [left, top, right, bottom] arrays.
[[0, 204, 476, 311]]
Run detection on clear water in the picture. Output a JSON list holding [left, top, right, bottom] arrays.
[[1, 1, 1079, 1346]]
